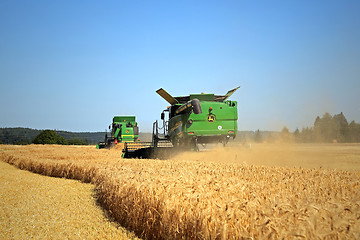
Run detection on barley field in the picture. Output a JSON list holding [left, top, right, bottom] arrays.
[[1, 144, 360, 239]]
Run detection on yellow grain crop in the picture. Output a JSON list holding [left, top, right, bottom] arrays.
[[0, 159, 138, 239], [1, 144, 359, 239]]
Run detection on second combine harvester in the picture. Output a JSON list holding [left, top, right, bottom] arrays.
[[123, 87, 239, 159], [97, 116, 139, 149]]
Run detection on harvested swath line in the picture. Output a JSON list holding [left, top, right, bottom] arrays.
[[0, 160, 138, 240], [0, 144, 360, 239]]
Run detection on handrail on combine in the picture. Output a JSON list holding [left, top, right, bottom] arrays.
[[152, 120, 170, 148]]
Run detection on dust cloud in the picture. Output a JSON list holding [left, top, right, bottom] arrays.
[[170, 143, 360, 171]]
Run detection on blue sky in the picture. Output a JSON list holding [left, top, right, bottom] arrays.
[[1, 0, 359, 132]]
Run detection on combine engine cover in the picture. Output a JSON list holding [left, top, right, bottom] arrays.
[[157, 87, 239, 150]]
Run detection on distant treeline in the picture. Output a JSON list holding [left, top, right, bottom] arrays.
[[294, 112, 360, 143], [243, 112, 360, 143], [0, 128, 154, 145], [0, 128, 105, 145]]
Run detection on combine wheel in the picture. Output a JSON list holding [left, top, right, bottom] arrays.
[[191, 137, 199, 152], [222, 136, 230, 147]]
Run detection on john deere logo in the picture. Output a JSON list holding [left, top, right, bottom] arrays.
[[126, 130, 130, 133], [207, 114, 215, 122]]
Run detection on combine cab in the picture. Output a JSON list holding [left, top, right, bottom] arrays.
[[122, 87, 239, 158], [97, 116, 139, 149]]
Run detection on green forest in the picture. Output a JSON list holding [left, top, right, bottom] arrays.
[[0, 128, 105, 145]]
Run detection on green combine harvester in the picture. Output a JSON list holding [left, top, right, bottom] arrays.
[[122, 87, 239, 158], [97, 116, 139, 149]]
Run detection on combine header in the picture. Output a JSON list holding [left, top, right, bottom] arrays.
[[122, 87, 239, 158], [97, 116, 139, 149]]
